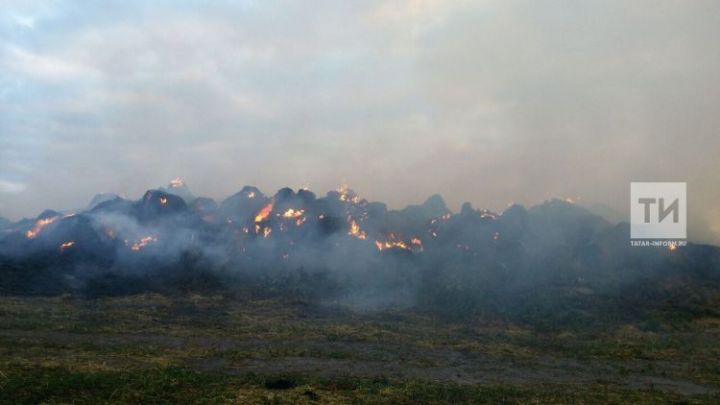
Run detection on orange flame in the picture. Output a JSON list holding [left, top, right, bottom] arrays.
[[128, 236, 157, 251], [281, 208, 304, 218], [59, 241, 75, 251], [337, 184, 360, 204], [375, 240, 408, 251], [375, 234, 409, 251], [169, 177, 184, 188], [375, 234, 423, 251], [26, 217, 58, 239], [255, 203, 273, 223], [348, 219, 366, 240]]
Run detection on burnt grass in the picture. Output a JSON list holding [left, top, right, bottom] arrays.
[[1, 288, 720, 404]]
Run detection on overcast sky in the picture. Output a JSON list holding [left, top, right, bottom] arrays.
[[1, 0, 719, 243]]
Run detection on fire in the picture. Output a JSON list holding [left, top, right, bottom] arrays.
[[169, 177, 184, 188], [281, 208, 304, 218], [26, 217, 58, 239], [255, 203, 273, 222], [375, 234, 409, 251], [246, 191, 256, 199], [375, 240, 408, 251], [128, 236, 157, 251], [337, 184, 360, 204], [348, 219, 366, 240], [668, 243, 678, 252], [295, 217, 307, 226], [374, 234, 424, 251], [59, 241, 75, 251], [159, 197, 168, 205], [263, 227, 272, 238]]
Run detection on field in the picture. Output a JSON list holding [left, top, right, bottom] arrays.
[[1, 293, 719, 404]]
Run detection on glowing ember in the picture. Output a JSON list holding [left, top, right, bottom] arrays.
[[281, 208, 304, 218], [59, 241, 75, 251], [296, 217, 307, 226], [348, 219, 366, 240], [255, 203, 273, 222], [128, 236, 157, 251], [169, 177, 184, 188], [26, 217, 58, 239], [159, 197, 168, 205]]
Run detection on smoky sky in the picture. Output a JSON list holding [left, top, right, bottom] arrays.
[[1, 0, 719, 244]]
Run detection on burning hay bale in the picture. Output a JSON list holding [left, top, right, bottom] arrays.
[[0, 181, 717, 320]]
